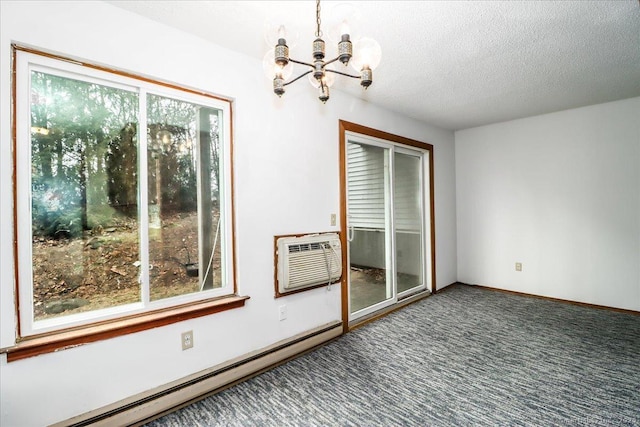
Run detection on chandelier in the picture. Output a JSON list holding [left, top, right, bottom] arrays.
[[264, 0, 382, 103]]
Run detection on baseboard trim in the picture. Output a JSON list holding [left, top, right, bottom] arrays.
[[433, 282, 459, 293], [462, 282, 640, 315], [54, 321, 343, 427]]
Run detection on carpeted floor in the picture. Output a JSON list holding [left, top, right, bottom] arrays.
[[144, 284, 640, 426]]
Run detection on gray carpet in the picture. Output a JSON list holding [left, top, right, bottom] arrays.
[[144, 284, 640, 426]]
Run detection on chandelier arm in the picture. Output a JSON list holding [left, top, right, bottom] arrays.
[[283, 69, 314, 87], [325, 69, 361, 79], [288, 58, 315, 68], [324, 57, 341, 67]]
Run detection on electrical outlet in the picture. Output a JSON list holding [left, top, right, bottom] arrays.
[[279, 305, 287, 321], [515, 262, 522, 272], [330, 213, 336, 226], [181, 330, 194, 350]]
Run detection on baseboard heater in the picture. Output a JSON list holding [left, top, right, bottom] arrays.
[[54, 321, 343, 427]]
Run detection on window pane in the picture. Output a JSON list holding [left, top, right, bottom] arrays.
[[347, 142, 393, 314], [394, 152, 424, 293], [30, 71, 140, 321], [147, 94, 222, 301]]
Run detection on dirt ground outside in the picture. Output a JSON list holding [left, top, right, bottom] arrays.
[[32, 211, 219, 320]]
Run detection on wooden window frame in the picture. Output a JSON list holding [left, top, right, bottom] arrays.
[[1, 45, 248, 362]]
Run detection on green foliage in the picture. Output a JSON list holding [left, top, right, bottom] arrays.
[[86, 204, 119, 230], [29, 71, 220, 238], [31, 177, 83, 238], [30, 71, 138, 238]]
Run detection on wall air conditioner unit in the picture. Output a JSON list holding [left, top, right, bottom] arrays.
[[276, 233, 342, 296]]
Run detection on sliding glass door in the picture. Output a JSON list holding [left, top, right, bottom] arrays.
[[346, 133, 429, 320]]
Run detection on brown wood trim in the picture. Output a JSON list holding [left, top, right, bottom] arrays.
[[339, 121, 349, 334], [12, 44, 232, 104], [338, 120, 437, 332], [466, 283, 640, 315], [273, 232, 342, 298], [2, 295, 250, 362], [432, 281, 459, 293], [428, 146, 437, 293], [339, 121, 434, 151], [273, 235, 279, 297]]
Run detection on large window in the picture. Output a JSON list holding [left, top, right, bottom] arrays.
[[15, 49, 237, 339]]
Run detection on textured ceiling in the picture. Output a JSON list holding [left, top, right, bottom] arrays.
[[107, 0, 640, 130]]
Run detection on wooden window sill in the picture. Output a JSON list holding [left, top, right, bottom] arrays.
[[1, 294, 250, 362]]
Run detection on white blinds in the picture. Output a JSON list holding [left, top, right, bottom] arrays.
[[347, 142, 386, 229], [394, 152, 422, 233], [347, 142, 422, 232]]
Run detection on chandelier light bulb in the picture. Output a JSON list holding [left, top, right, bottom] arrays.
[[350, 37, 382, 72], [308, 74, 320, 88], [264, 14, 300, 47], [323, 75, 334, 88], [327, 3, 362, 43], [276, 63, 293, 80], [262, 49, 293, 81], [340, 20, 351, 37]]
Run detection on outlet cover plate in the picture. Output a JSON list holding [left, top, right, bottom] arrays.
[[181, 330, 194, 350], [279, 305, 287, 321]]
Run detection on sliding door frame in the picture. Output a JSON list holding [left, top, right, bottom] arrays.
[[339, 120, 436, 333]]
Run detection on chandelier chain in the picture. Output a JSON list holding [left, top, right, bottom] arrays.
[[315, 0, 322, 38]]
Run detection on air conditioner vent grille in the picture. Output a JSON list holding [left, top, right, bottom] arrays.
[[288, 242, 323, 253], [276, 233, 342, 295]]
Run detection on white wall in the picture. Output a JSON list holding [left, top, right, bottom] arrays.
[[456, 97, 640, 311], [0, 2, 456, 425]]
